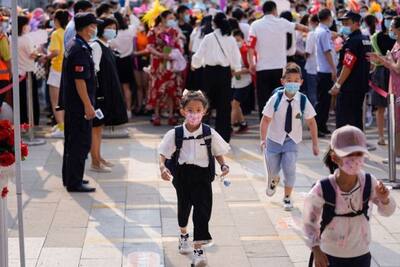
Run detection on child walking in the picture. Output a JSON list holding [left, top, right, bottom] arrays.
[[158, 90, 230, 266], [260, 63, 319, 211], [303, 125, 396, 267]]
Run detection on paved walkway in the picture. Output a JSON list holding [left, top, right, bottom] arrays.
[[5, 117, 400, 267]]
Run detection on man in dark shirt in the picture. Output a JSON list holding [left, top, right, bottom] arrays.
[[61, 13, 101, 192], [330, 11, 371, 130]]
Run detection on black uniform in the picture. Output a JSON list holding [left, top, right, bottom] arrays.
[[336, 29, 371, 130], [61, 34, 96, 189]]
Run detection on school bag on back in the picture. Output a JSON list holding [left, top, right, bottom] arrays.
[[308, 173, 372, 267], [165, 123, 216, 181], [272, 87, 307, 117]]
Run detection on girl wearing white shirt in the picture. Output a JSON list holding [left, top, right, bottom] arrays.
[[192, 12, 242, 143], [304, 126, 396, 267], [110, 12, 137, 119], [17, 15, 41, 125], [159, 90, 230, 266], [90, 18, 128, 172]]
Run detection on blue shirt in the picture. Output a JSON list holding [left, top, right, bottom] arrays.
[[64, 20, 76, 47], [315, 23, 337, 73]]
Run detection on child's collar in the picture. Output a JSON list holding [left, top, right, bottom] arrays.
[[183, 122, 203, 136]]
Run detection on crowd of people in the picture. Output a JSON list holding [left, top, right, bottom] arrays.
[[0, 0, 400, 266]]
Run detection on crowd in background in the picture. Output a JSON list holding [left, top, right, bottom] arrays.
[[0, 0, 399, 159]]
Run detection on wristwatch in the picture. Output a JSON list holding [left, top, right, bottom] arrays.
[[220, 164, 229, 171], [334, 82, 341, 89]]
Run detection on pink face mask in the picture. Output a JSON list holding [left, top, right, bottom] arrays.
[[340, 156, 364, 175], [185, 112, 203, 126]]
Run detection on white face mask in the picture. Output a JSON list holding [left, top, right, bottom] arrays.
[[340, 156, 364, 175]]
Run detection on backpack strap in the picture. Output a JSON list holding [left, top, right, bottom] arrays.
[[300, 93, 307, 116], [362, 173, 372, 221], [174, 126, 184, 166], [320, 178, 336, 234], [202, 124, 213, 163], [273, 89, 284, 112]]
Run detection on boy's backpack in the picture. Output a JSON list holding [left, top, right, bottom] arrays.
[[165, 123, 216, 181], [308, 173, 372, 267], [272, 87, 307, 118]]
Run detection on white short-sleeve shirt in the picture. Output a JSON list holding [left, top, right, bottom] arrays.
[[262, 91, 316, 145], [158, 124, 230, 168], [248, 15, 296, 71]]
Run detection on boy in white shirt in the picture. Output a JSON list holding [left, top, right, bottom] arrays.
[[260, 63, 319, 211]]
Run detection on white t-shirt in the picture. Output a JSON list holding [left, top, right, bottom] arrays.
[[192, 29, 242, 72], [262, 91, 316, 145], [190, 27, 202, 53], [158, 123, 230, 168], [17, 34, 35, 76], [305, 31, 317, 75], [110, 24, 137, 58], [248, 15, 296, 71], [239, 22, 250, 41]]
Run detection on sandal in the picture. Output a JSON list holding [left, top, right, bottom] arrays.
[[378, 139, 387, 146], [152, 115, 161, 126]]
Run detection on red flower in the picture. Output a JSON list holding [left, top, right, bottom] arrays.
[[21, 143, 28, 158], [0, 152, 15, 167], [6, 129, 14, 146], [20, 123, 30, 132], [1, 187, 9, 198], [0, 120, 12, 129]]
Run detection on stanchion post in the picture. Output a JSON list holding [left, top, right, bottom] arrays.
[[24, 72, 45, 146], [384, 93, 400, 189], [0, 196, 8, 267]]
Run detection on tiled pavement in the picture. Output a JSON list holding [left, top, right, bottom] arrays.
[[4, 117, 400, 267]]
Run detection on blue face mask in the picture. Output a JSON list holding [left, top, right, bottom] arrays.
[[340, 26, 352, 36], [167, 19, 177, 28], [389, 31, 398, 40], [385, 19, 392, 30], [184, 14, 190, 23], [49, 20, 55, 28], [103, 29, 116, 40], [284, 82, 301, 95]]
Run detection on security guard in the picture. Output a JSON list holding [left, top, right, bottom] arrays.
[[61, 13, 101, 192], [330, 11, 371, 130]]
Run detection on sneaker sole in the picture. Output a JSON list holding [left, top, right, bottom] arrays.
[[284, 206, 293, 212]]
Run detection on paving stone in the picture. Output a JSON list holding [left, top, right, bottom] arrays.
[[243, 240, 288, 258], [44, 227, 87, 247], [36, 248, 81, 267], [206, 245, 251, 267], [229, 206, 277, 236], [79, 259, 122, 267], [8, 237, 45, 259], [249, 257, 294, 267], [125, 209, 161, 227]]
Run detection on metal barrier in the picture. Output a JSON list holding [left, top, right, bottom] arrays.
[[383, 93, 400, 189], [24, 72, 46, 146]]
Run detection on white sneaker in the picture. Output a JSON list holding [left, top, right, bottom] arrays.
[[90, 164, 112, 173], [283, 197, 293, 211], [49, 129, 64, 139], [178, 234, 191, 254], [266, 175, 280, 197], [192, 249, 207, 267]]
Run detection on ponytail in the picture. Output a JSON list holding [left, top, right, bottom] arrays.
[[323, 147, 338, 174], [213, 12, 231, 36]]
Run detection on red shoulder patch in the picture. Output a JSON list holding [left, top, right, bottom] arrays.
[[343, 51, 357, 69]]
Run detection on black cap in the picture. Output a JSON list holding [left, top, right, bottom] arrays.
[[74, 12, 103, 31], [338, 11, 362, 22], [384, 10, 397, 19]]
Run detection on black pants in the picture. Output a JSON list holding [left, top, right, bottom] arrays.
[[327, 252, 371, 267], [62, 111, 92, 188], [202, 65, 232, 142], [19, 73, 40, 125], [316, 72, 333, 132], [336, 91, 366, 130], [256, 69, 282, 118], [173, 164, 213, 242]]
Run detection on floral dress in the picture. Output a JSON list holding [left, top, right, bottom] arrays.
[[146, 27, 183, 110]]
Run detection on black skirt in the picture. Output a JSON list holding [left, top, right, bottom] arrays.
[[371, 66, 390, 108], [116, 55, 134, 84]]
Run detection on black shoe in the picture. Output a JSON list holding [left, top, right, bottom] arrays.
[[318, 131, 326, 138], [67, 184, 96, 193], [82, 180, 89, 185]]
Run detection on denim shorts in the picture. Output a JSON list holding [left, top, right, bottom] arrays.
[[265, 137, 298, 188]]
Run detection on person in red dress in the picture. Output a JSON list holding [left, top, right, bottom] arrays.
[[147, 10, 183, 126]]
